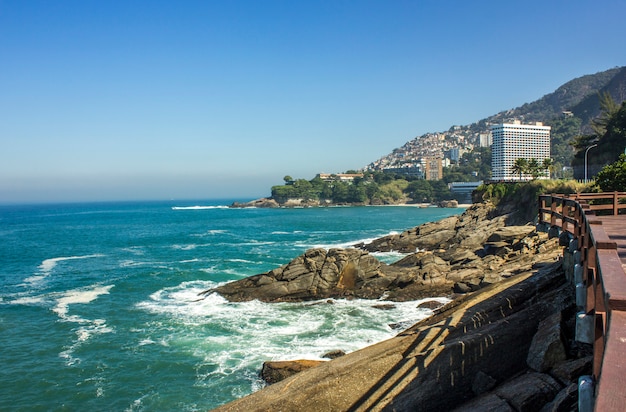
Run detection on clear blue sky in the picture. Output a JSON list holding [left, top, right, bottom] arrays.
[[1, 0, 624, 203]]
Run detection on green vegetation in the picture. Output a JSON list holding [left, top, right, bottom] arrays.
[[476, 180, 591, 223], [572, 99, 626, 176], [595, 154, 626, 192], [509, 157, 553, 180], [477, 180, 589, 206], [270, 171, 457, 205]]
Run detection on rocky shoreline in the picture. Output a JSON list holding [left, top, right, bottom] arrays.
[[229, 197, 461, 209], [209, 200, 589, 411], [202, 202, 551, 303]]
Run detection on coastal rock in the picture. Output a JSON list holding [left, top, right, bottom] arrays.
[[321, 350, 346, 359], [205, 202, 562, 303], [526, 311, 567, 372], [541, 383, 578, 412], [357, 203, 507, 253], [214, 259, 577, 412], [206, 248, 388, 302], [550, 356, 593, 385], [260, 360, 324, 384], [493, 372, 562, 411], [230, 198, 280, 208]]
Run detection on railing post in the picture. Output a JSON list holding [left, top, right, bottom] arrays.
[[614, 191, 619, 215], [551, 194, 557, 226]]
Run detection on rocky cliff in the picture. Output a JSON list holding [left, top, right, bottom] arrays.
[[213, 257, 588, 411], [208, 200, 589, 411]]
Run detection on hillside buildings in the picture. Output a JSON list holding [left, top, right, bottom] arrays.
[[491, 121, 551, 181], [317, 173, 364, 182]]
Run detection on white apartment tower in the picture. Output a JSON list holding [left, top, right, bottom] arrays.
[[491, 121, 551, 181]]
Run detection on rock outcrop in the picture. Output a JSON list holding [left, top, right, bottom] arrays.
[[230, 198, 280, 208], [260, 360, 324, 385], [202, 202, 561, 303], [213, 258, 590, 412], [208, 198, 594, 411]]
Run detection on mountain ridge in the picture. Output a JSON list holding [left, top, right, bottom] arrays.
[[365, 66, 626, 173]]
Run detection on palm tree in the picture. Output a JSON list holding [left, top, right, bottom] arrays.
[[528, 158, 542, 179], [542, 158, 555, 179], [511, 158, 528, 180]]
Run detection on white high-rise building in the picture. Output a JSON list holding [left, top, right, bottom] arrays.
[[491, 121, 551, 181]]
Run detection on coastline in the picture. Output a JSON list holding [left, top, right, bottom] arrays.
[[211, 199, 587, 411], [231, 196, 470, 209]]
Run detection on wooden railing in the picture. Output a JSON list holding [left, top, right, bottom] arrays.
[[538, 192, 626, 410]]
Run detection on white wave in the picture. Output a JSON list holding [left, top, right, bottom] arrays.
[[172, 205, 229, 210], [22, 274, 46, 284], [226, 258, 255, 264], [26, 254, 104, 285], [54, 285, 115, 366], [39, 254, 104, 275], [371, 250, 411, 264], [53, 284, 114, 320], [136, 280, 451, 382], [8, 295, 46, 305], [172, 244, 199, 251], [190, 229, 228, 238], [180, 258, 201, 263], [121, 247, 145, 256]]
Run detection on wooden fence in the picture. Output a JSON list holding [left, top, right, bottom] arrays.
[[538, 192, 626, 410]]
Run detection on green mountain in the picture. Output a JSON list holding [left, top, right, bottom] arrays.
[[367, 66, 626, 175], [486, 66, 626, 131]]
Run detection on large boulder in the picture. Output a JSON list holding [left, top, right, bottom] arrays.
[[206, 248, 390, 302], [260, 360, 324, 384]]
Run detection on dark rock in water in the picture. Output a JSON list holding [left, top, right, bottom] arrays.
[[321, 350, 346, 359], [230, 198, 280, 208], [260, 360, 324, 384]]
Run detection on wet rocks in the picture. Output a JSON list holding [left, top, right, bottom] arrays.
[[203, 202, 562, 303]]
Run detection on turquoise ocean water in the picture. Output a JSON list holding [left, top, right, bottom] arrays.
[[0, 201, 463, 411]]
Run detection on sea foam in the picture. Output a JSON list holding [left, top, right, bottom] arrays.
[[24, 254, 104, 285], [172, 205, 229, 210], [52, 284, 114, 320]]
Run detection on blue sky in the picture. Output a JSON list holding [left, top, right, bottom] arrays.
[[1, 0, 625, 203]]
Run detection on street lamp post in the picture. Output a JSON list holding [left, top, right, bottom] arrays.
[[584, 144, 598, 183]]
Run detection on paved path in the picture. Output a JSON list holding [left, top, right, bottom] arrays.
[[597, 215, 626, 270]]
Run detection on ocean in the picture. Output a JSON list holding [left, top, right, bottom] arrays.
[[0, 200, 463, 411]]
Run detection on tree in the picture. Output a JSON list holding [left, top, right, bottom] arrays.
[[595, 153, 626, 192], [527, 158, 542, 179], [511, 158, 528, 180], [591, 91, 620, 136], [407, 180, 434, 203], [283, 175, 294, 184], [542, 158, 555, 179]]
